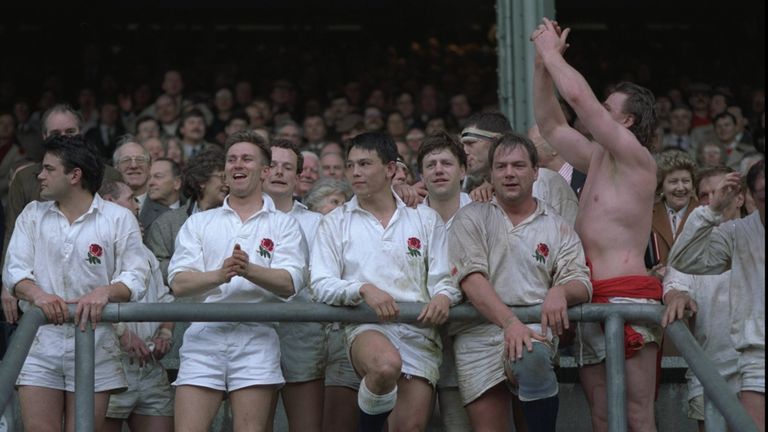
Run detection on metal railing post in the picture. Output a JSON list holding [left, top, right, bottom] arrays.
[[664, 321, 757, 432], [75, 325, 95, 432], [704, 393, 726, 432], [604, 313, 627, 432], [0, 308, 46, 411]]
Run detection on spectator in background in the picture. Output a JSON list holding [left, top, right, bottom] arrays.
[[363, 106, 385, 132], [209, 88, 235, 145], [164, 136, 185, 167], [246, 99, 272, 129], [304, 177, 352, 215], [697, 141, 727, 168], [85, 101, 125, 162], [141, 158, 183, 230], [688, 83, 713, 129], [0, 112, 26, 205], [146, 149, 226, 283], [662, 104, 696, 153], [178, 109, 218, 159], [154, 94, 180, 138], [135, 116, 161, 142], [303, 115, 328, 154], [714, 112, 753, 169], [234, 80, 253, 109], [295, 151, 320, 200], [275, 121, 303, 147], [396, 92, 418, 129], [320, 151, 345, 181], [708, 90, 732, 119], [649, 150, 698, 278], [448, 94, 472, 132], [142, 136, 165, 161]]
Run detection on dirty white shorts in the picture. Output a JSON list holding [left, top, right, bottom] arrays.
[[346, 323, 441, 386], [107, 360, 173, 418], [324, 323, 360, 390], [174, 322, 284, 392], [277, 321, 328, 383], [17, 324, 126, 393]]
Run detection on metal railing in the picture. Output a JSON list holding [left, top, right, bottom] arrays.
[[0, 302, 758, 432]]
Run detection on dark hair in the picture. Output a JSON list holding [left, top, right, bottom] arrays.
[[713, 111, 737, 126], [180, 109, 205, 127], [611, 82, 657, 149], [227, 111, 249, 126], [270, 138, 304, 175], [183, 149, 225, 201], [488, 131, 538, 168], [152, 157, 182, 178], [464, 112, 512, 134], [746, 159, 765, 194], [224, 129, 271, 165], [345, 132, 399, 165], [417, 131, 467, 173], [43, 134, 104, 194], [135, 115, 160, 130]]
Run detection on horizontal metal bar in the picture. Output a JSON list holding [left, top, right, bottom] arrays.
[[76, 302, 668, 325]]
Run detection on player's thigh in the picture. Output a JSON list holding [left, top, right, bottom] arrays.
[[129, 414, 174, 432], [229, 385, 279, 432], [173, 385, 224, 432], [18, 386, 64, 432]]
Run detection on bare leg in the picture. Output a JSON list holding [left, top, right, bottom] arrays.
[[579, 363, 608, 432], [511, 395, 529, 432], [18, 386, 64, 432], [625, 344, 658, 432], [740, 391, 765, 432], [323, 386, 359, 432], [464, 383, 511, 432], [229, 385, 279, 432], [350, 330, 402, 431], [102, 418, 125, 432], [388, 376, 434, 431], [173, 385, 224, 432], [282, 379, 324, 432], [128, 414, 174, 432], [64, 391, 110, 432]]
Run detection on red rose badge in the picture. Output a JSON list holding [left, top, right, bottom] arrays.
[[259, 238, 275, 258], [533, 243, 549, 264], [86, 243, 103, 265], [407, 237, 422, 257]]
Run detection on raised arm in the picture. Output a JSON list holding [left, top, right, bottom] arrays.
[[533, 18, 652, 168], [533, 50, 595, 173]]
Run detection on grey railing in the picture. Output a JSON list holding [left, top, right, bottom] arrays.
[[0, 303, 758, 432]]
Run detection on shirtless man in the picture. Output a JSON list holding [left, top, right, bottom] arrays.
[[533, 18, 660, 431]]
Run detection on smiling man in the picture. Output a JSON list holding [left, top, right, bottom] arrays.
[[262, 139, 326, 432], [168, 129, 307, 432], [140, 158, 183, 230], [294, 150, 320, 200], [311, 132, 461, 432], [416, 131, 472, 431]]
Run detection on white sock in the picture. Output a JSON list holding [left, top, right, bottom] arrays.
[[357, 376, 398, 415]]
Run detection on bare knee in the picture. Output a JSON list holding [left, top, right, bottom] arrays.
[[627, 401, 656, 432], [364, 352, 402, 387]]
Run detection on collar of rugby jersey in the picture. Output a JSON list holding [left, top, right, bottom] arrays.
[[221, 192, 277, 222], [48, 192, 105, 221], [489, 196, 550, 228], [344, 187, 407, 216]]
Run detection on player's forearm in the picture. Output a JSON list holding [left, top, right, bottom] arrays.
[[243, 265, 295, 298], [558, 280, 590, 306], [534, 62, 568, 134], [461, 273, 516, 328], [14, 279, 46, 303], [98, 282, 132, 303], [170, 271, 224, 297], [540, 51, 592, 113]]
